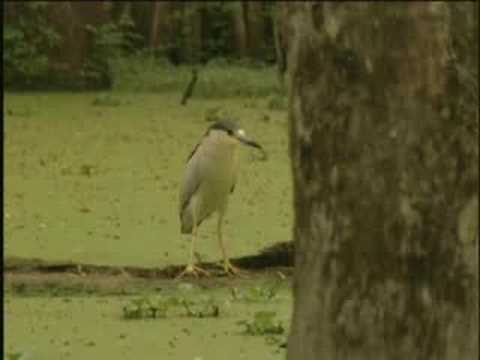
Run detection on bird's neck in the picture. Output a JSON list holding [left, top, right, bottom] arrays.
[[208, 137, 239, 158]]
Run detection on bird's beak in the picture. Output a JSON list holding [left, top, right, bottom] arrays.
[[239, 136, 262, 150], [236, 130, 261, 149], [236, 130, 267, 160]]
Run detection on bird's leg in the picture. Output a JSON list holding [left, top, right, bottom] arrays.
[[76, 264, 87, 277], [188, 221, 197, 268], [187, 222, 210, 275], [217, 213, 243, 276], [176, 209, 210, 279]]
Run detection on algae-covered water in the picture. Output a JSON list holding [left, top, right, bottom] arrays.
[[4, 92, 292, 268], [5, 278, 292, 360], [4, 92, 293, 359]]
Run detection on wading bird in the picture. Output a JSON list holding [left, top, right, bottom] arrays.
[[177, 120, 265, 277]]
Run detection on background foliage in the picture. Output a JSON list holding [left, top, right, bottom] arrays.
[[3, 1, 277, 91], [4, 2, 61, 88]]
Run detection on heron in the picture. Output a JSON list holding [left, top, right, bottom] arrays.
[[177, 120, 265, 277]]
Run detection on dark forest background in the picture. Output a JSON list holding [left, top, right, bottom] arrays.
[[4, 1, 281, 90]]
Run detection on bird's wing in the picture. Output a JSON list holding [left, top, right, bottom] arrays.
[[186, 141, 201, 163], [230, 151, 240, 194], [179, 148, 203, 216], [186, 129, 210, 163]]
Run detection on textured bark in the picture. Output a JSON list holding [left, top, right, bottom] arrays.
[[285, 2, 478, 360]]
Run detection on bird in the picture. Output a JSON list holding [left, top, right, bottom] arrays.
[[177, 120, 265, 278]]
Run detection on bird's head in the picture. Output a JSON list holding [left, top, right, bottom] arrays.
[[208, 120, 263, 151]]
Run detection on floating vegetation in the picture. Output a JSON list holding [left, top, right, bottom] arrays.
[[122, 295, 221, 320], [237, 311, 285, 335], [230, 284, 280, 302]]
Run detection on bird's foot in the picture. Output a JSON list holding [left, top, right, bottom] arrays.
[[76, 264, 87, 277], [223, 260, 246, 277], [175, 264, 211, 279], [118, 267, 131, 278]]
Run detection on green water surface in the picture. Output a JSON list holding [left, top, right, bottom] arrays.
[[5, 280, 292, 360], [4, 92, 292, 268]]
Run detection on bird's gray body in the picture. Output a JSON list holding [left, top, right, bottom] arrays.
[[179, 129, 239, 234]]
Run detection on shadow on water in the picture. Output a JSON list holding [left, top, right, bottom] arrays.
[[4, 241, 294, 280]]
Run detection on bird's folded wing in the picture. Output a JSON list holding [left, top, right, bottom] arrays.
[[186, 140, 201, 163], [179, 152, 203, 215]]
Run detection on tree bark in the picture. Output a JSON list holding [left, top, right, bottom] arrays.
[[284, 2, 478, 360]]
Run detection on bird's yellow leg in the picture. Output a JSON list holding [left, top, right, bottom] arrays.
[[217, 213, 244, 276], [176, 211, 210, 279]]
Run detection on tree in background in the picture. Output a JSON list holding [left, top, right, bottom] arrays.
[[4, 1, 133, 89], [284, 2, 478, 359], [4, 1, 63, 88], [272, 2, 291, 87], [3, 1, 278, 89], [232, 2, 248, 58]]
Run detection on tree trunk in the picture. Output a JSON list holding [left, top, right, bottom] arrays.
[[232, 1, 248, 58], [148, 1, 176, 51], [182, 2, 203, 64], [47, 1, 109, 73], [150, 1, 161, 48], [245, 1, 265, 59], [284, 2, 478, 360], [130, 1, 160, 48], [272, 2, 289, 87]]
